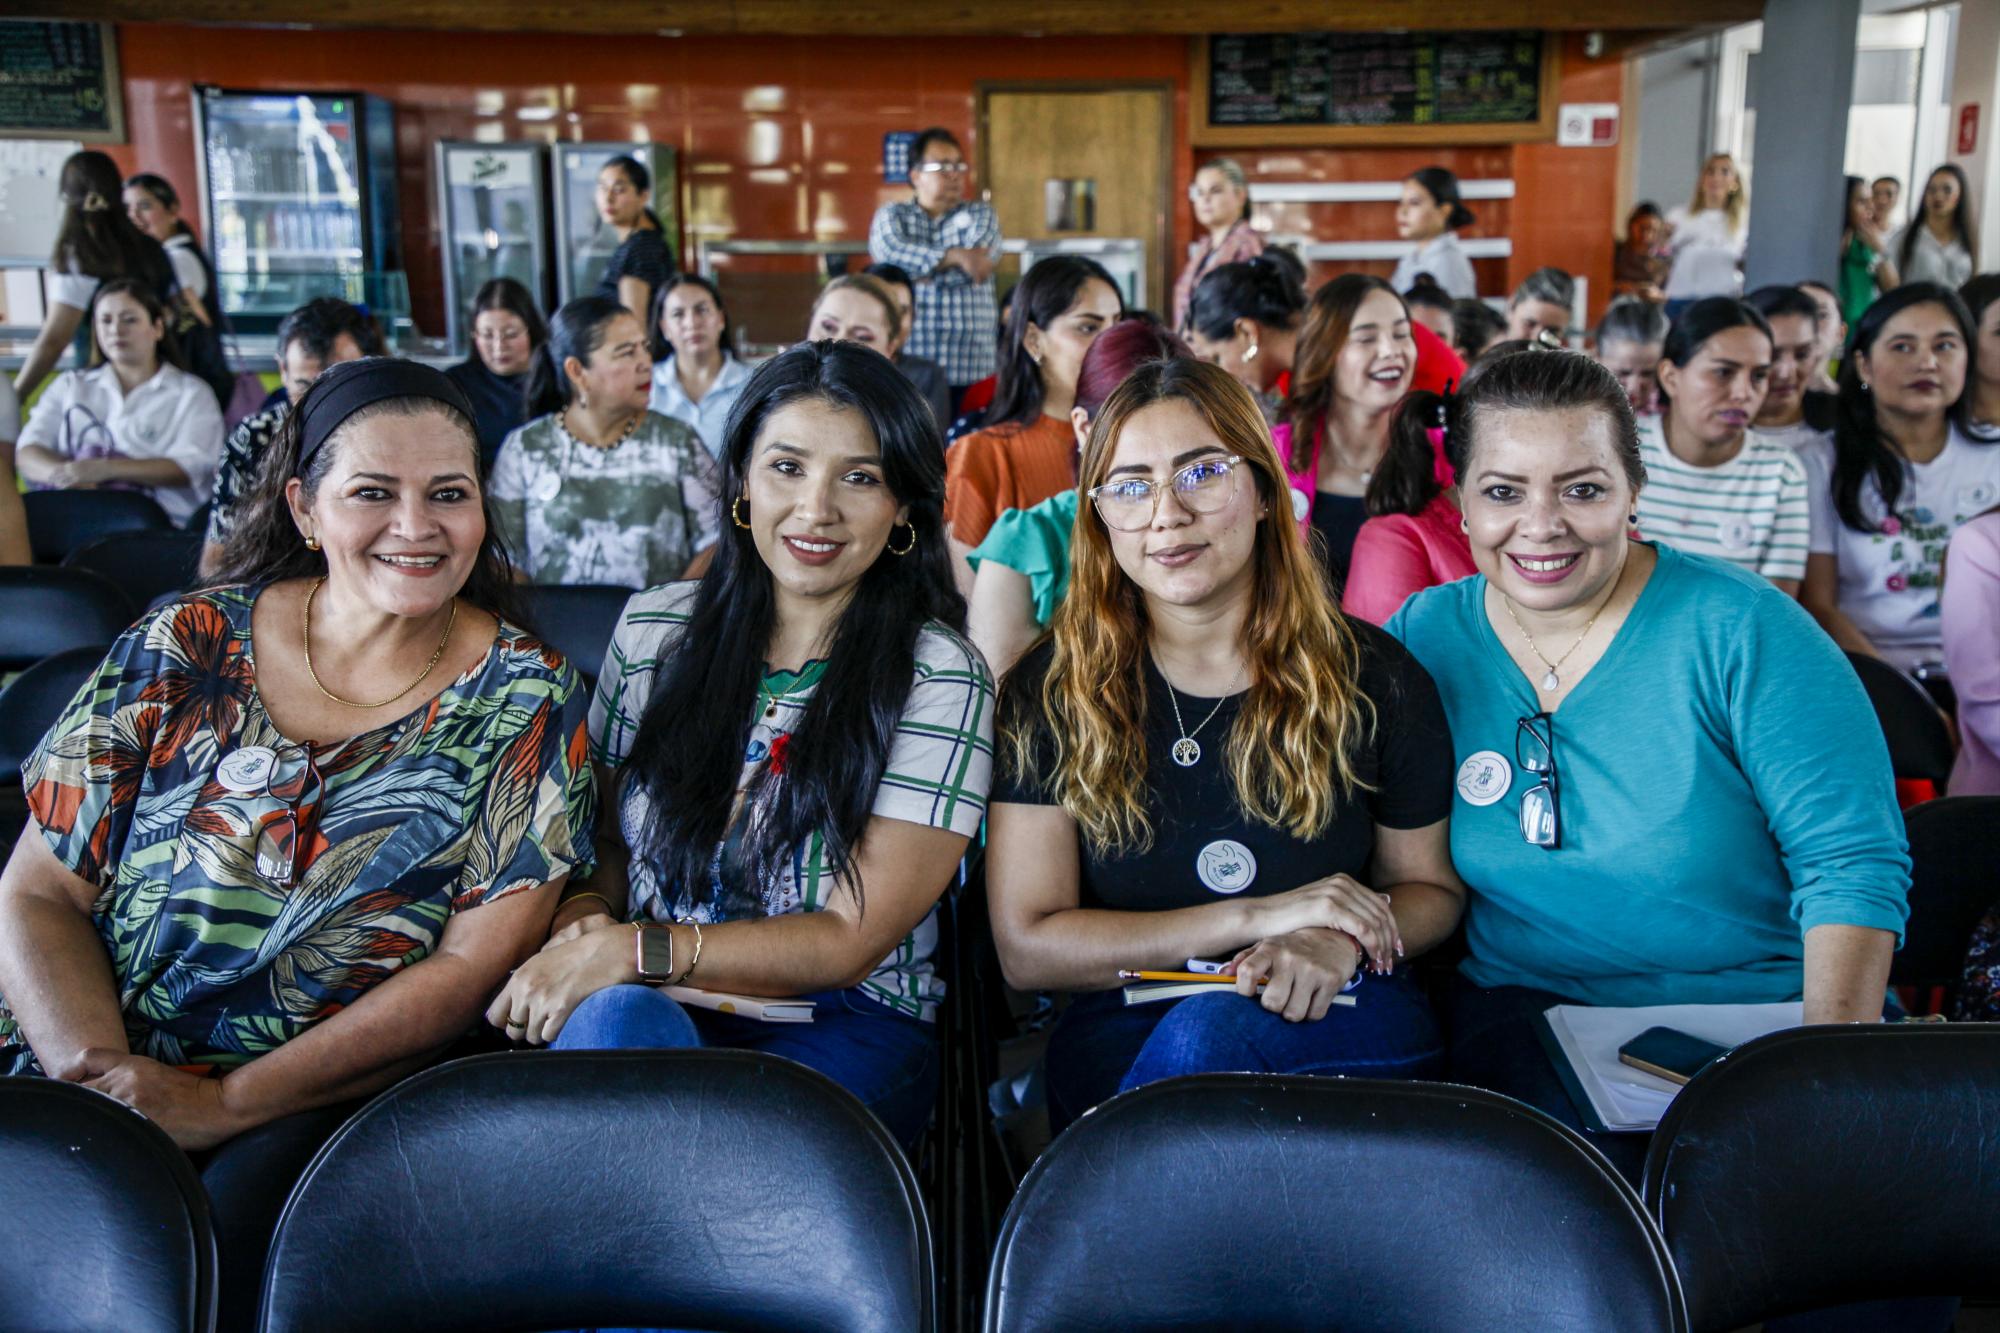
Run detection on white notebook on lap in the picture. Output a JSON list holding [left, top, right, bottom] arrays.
[[1537, 1001, 1804, 1132]]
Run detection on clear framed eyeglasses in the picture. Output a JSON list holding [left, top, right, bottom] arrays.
[[1087, 454, 1246, 532]]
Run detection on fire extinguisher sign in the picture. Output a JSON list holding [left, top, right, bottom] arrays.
[[1959, 103, 1980, 156]]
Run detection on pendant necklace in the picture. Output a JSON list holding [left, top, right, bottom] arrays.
[[1499, 591, 1608, 693], [1163, 661, 1246, 767]]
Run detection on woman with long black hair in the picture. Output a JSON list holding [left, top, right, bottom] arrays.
[[944, 255, 1123, 586], [489, 341, 994, 1148], [123, 171, 233, 410], [1798, 282, 2000, 668], [1892, 165, 1978, 291], [593, 154, 674, 322]]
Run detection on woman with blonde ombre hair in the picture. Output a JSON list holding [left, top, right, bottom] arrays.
[[1664, 152, 1749, 316], [987, 357, 1465, 1133]]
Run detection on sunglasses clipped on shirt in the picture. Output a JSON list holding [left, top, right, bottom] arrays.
[[1516, 711, 1561, 850]]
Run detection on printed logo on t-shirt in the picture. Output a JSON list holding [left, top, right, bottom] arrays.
[[1962, 480, 1998, 512], [1455, 750, 1512, 807], [1718, 518, 1757, 553], [216, 746, 278, 794], [1196, 839, 1257, 894]]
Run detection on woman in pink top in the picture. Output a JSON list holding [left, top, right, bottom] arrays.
[[1942, 509, 2000, 794], [1341, 387, 1478, 624]]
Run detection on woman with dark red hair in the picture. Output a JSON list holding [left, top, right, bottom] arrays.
[[966, 317, 1190, 674]]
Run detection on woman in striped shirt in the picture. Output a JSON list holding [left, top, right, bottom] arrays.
[[1635, 298, 1810, 595]]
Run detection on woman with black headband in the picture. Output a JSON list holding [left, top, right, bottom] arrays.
[[0, 356, 596, 1327]]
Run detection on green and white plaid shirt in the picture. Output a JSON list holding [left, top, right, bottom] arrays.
[[590, 582, 995, 1021]]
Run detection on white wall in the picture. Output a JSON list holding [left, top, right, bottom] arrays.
[[1632, 35, 1721, 216]]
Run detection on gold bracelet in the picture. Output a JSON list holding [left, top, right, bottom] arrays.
[[560, 890, 616, 918], [669, 920, 704, 986]]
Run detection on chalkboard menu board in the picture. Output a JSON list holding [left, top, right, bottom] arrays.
[[0, 21, 124, 142], [1193, 31, 1556, 147]]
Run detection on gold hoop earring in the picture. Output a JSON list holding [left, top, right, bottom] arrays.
[[731, 497, 751, 530], [886, 522, 917, 557]]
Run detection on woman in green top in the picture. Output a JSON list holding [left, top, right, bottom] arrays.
[[968, 317, 1190, 675], [1839, 175, 1900, 327]]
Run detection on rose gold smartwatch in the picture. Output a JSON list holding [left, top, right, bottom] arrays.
[[634, 923, 676, 982]]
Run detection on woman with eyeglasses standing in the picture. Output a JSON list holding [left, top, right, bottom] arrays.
[[1172, 159, 1265, 332], [987, 359, 1464, 1134], [1384, 344, 1908, 1174], [0, 357, 597, 1327]]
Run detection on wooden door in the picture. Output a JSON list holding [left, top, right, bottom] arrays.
[[980, 85, 1171, 312]]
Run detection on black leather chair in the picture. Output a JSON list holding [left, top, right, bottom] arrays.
[[984, 1075, 1686, 1332], [1847, 651, 1955, 791], [260, 1050, 934, 1333], [0, 1078, 217, 1333], [1893, 796, 2000, 991], [519, 583, 632, 686], [0, 566, 136, 673], [24, 489, 173, 564], [1643, 1024, 2000, 1333], [63, 529, 206, 613], [0, 645, 106, 776]]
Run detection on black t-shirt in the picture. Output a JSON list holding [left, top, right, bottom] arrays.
[[1310, 491, 1370, 594], [445, 357, 530, 472], [597, 227, 674, 302], [993, 620, 1454, 912]]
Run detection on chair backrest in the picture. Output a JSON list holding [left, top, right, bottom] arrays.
[[984, 1075, 1685, 1333], [63, 529, 206, 613], [0, 644, 108, 776], [1893, 796, 2000, 989], [260, 1050, 933, 1333], [1644, 1024, 2000, 1332], [1846, 652, 1955, 789], [0, 566, 136, 673], [0, 1079, 217, 1333], [24, 489, 173, 564], [519, 583, 633, 685]]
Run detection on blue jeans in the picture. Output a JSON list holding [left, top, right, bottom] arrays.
[[553, 984, 938, 1149], [1045, 971, 1444, 1135]]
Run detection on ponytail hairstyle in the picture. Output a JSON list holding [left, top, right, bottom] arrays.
[[1436, 340, 1647, 496], [1655, 296, 1772, 414], [988, 255, 1123, 429], [1898, 164, 1978, 277], [525, 295, 633, 418], [1831, 282, 1981, 533], [203, 357, 524, 625], [1001, 357, 1375, 855], [1510, 266, 1576, 314], [122, 173, 196, 240], [87, 277, 183, 371], [1593, 296, 1671, 352], [1187, 254, 1306, 343], [52, 151, 172, 293], [619, 341, 965, 916], [1403, 274, 1454, 321], [1196, 156, 1254, 223], [1407, 166, 1475, 230], [602, 154, 666, 235], [808, 272, 902, 348], [1073, 315, 1191, 422]]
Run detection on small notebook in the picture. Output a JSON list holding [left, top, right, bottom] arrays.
[[1123, 981, 1357, 1007], [663, 986, 815, 1023], [1535, 1001, 1803, 1132]]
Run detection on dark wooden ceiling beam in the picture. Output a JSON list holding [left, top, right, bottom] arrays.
[[40, 0, 1764, 37]]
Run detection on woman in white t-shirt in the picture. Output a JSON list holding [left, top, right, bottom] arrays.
[[15, 279, 223, 526], [13, 151, 175, 403], [1664, 153, 1749, 314], [1390, 167, 1479, 300], [1799, 282, 2000, 669], [1891, 166, 1978, 292]]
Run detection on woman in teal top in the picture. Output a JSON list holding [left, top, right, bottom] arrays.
[[1385, 342, 1909, 1167]]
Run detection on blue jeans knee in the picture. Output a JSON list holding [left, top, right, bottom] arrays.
[[552, 985, 702, 1051]]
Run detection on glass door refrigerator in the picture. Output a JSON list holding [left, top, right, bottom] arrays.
[[193, 86, 404, 335], [435, 142, 549, 356], [551, 142, 678, 305]]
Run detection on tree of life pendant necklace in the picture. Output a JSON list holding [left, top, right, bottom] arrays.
[[1500, 592, 1607, 693], [1163, 663, 1245, 767]]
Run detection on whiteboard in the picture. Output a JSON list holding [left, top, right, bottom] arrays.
[[0, 137, 80, 266]]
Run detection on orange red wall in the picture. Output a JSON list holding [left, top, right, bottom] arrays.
[[104, 24, 1622, 336]]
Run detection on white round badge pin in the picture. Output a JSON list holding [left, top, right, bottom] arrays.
[[1196, 839, 1257, 895], [217, 746, 279, 794], [1455, 750, 1512, 807]]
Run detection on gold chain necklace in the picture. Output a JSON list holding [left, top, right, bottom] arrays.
[[1499, 589, 1608, 694], [303, 577, 459, 709]]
